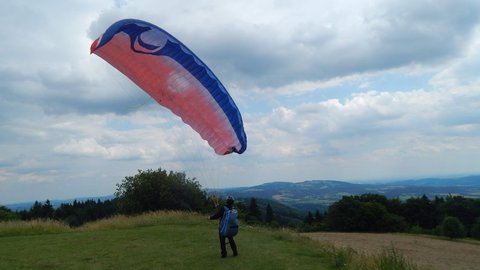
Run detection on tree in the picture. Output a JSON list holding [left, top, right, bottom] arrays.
[[0, 206, 17, 221], [403, 195, 438, 229], [471, 218, 480, 240], [54, 199, 117, 227], [327, 196, 406, 232], [440, 195, 479, 230], [314, 210, 324, 223], [29, 201, 43, 219], [265, 203, 274, 224], [358, 193, 388, 205], [42, 200, 54, 219], [304, 211, 314, 225], [441, 216, 465, 239], [115, 168, 208, 214], [245, 198, 262, 224]]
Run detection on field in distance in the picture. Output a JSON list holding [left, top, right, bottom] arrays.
[[304, 232, 480, 270]]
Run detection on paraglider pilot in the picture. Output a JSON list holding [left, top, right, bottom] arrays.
[[209, 196, 238, 258]]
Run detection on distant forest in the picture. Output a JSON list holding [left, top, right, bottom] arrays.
[[302, 193, 480, 239], [1, 168, 479, 239]]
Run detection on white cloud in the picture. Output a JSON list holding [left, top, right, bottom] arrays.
[[430, 26, 480, 89], [54, 138, 110, 157], [254, 75, 361, 96], [1, 0, 480, 203], [246, 84, 480, 173], [83, 0, 480, 90]]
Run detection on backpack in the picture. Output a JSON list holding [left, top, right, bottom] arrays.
[[220, 206, 239, 237]]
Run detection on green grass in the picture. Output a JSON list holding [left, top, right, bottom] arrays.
[[0, 212, 332, 270], [0, 212, 425, 270]]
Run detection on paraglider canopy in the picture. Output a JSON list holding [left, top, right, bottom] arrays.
[[91, 19, 247, 155]]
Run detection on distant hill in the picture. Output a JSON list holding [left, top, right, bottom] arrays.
[[389, 175, 480, 186], [5, 175, 479, 213], [212, 175, 480, 212]]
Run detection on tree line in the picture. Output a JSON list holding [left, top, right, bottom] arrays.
[[0, 169, 291, 228], [10, 199, 117, 227], [301, 193, 480, 239], [0, 168, 210, 227]]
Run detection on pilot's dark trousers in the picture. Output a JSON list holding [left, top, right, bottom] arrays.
[[219, 233, 237, 257]]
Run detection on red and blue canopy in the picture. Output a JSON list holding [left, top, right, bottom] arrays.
[[91, 19, 246, 155]]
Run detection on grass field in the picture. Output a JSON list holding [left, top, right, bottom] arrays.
[[0, 212, 428, 270], [0, 212, 334, 270]]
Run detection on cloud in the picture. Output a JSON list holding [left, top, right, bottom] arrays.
[[1, 0, 480, 203], [242, 94, 480, 181], [84, 0, 480, 92], [54, 138, 110, 157], [4, 0, 476, 118], [247, 84, 480, 164]]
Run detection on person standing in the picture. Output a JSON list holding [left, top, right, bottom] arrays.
[[209, 196, 238, 258]]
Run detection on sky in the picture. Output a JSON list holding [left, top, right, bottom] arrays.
[[1, 0, 480, 204]]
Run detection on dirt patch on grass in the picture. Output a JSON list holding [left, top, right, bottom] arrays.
[[303, 232, 480, 270]]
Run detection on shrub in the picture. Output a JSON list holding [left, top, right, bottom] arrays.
[[115, 168, 208, 214], [0, 206, 18, 221], [374, 246, 418, 270], [441, 216, 465, 239], [326, 246, 356, 268], [408, 224, 423, 234], [470, 218, 480, 240]]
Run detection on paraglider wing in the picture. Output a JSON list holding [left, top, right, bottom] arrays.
[[90, 19, 246, 155]]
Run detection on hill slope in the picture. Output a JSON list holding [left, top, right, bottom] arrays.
[[0, 212, 332, 270]]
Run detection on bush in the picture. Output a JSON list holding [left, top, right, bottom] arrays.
[[115, 168, 208, 214], [320, 244, 422, 270], [374, 246, 418, 270], [441, 216, 465, 239], [408, 224, 424, 234], [326, 246, 356, 268], [470, 218, 480, 240], [0, 206, 18, 221]]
